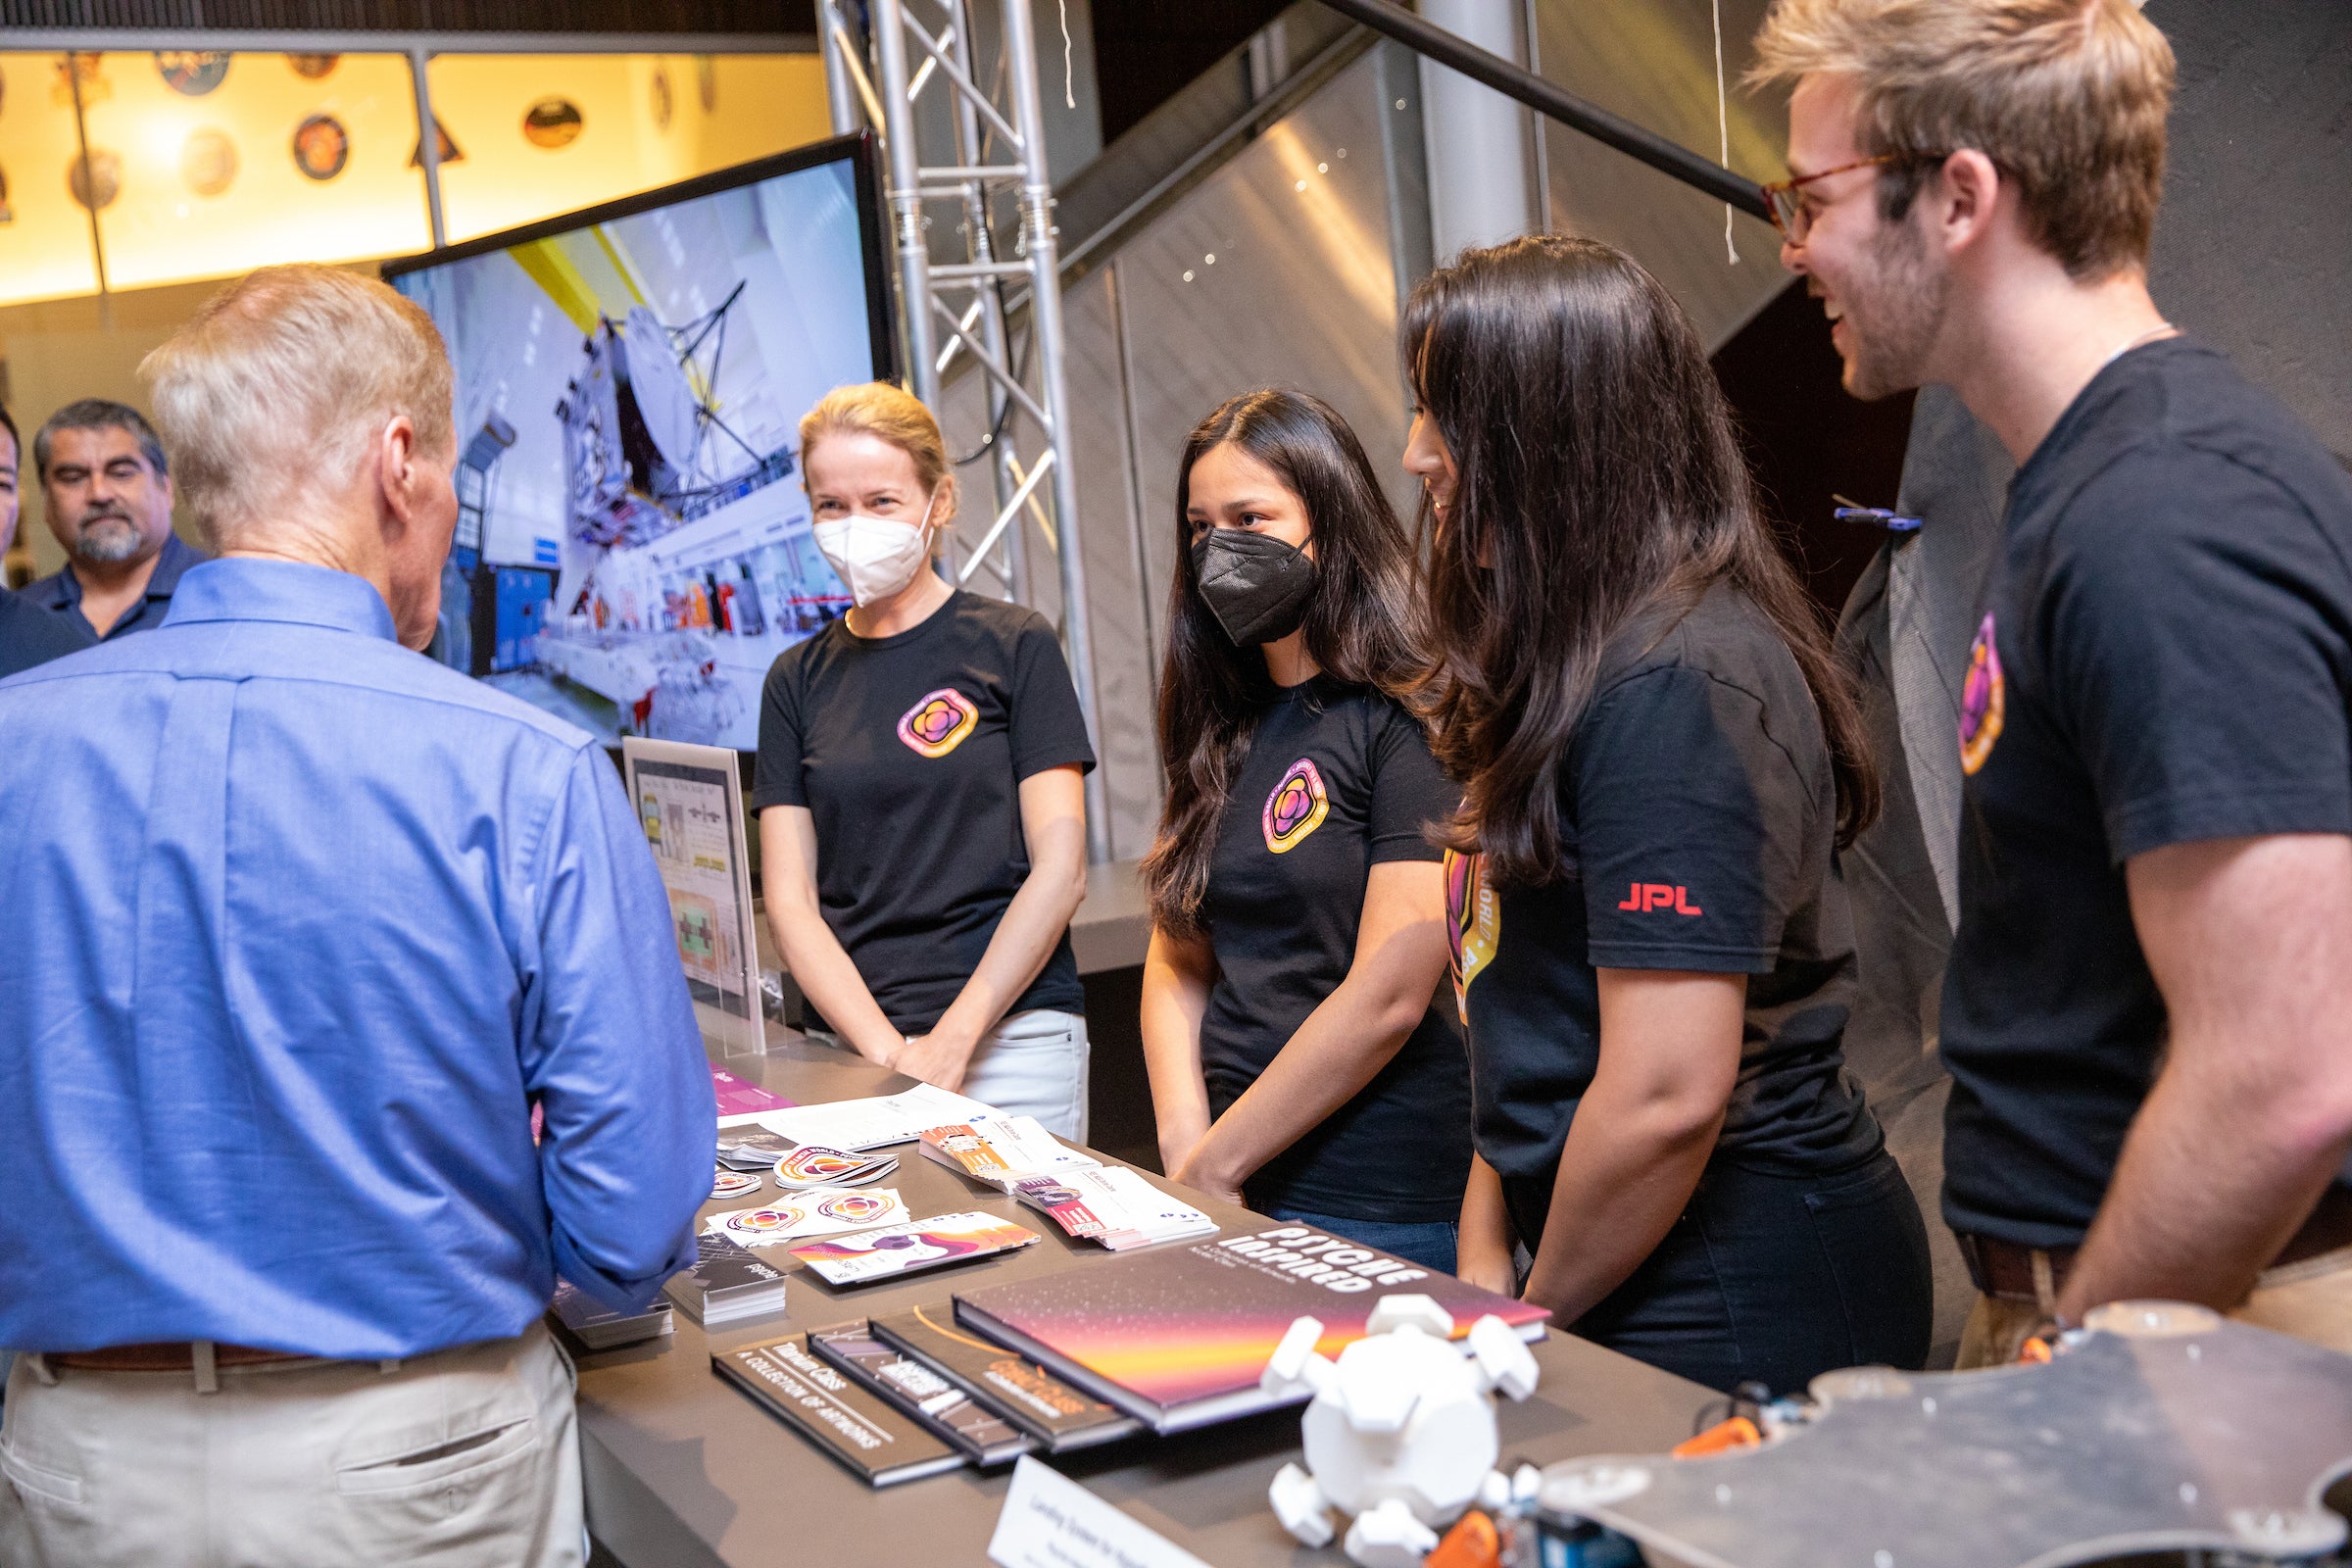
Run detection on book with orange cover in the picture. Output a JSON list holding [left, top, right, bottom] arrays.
[[954, 1221, 1548, 1433]]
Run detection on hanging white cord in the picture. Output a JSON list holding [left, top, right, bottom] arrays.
[[1058, 0, 1076, 109], [1711, 0, 1740, 265]]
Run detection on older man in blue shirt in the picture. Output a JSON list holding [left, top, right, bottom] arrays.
[[0, 266, 711, 1567]]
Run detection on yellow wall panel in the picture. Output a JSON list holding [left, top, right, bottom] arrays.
[[428, 53, 833, 245], [74, 52, 430, 293]]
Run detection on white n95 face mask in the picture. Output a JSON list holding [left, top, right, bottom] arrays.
[[812, 493, 937, 609]]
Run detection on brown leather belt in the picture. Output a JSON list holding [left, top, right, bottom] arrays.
[[48, 1342, 314, 1373], [1960, 1184, 2352, 1304]]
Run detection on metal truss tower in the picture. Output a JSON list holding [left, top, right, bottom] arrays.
[[821, 0, 1111, 864]]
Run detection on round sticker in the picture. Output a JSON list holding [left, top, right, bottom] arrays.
[[286, 53, 339, 80], [181, 128, 237, 197], [724, 1205, 805, 1235], [522, 98, 584, 150], [817, 1191, 893, 1225], [156, 51, 230, 96], [292, 114, 349, 182]]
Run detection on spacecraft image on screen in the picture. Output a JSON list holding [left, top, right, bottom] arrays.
[[386, 140, 891, 749]]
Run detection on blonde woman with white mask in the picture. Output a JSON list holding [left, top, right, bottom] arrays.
[[755, 382, 1097, 1136]]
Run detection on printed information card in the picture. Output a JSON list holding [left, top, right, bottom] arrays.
[[988, 1456, 1213, 1568]]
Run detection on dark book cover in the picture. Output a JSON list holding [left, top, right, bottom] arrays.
[[808, 1321, 1033, 1466], [712, 1335, 967, 1488], [549, 1281, 674, 1351], [664, 1232, 789, 1325], [872, 1304, 1143, 1452], [954, 1222, 1549, 1432]]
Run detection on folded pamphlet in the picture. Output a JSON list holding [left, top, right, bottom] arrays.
[[918, 1116, 1101, 1191], [1007, 1167, 1218, 1251], [711, 1063, 797, 1126], [751, 1083, 996, 1152], [715, 1127, 798, 1170], [789, 1211, 1040, 1288]]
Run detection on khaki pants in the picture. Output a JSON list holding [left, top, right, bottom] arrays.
[[0, 1323, 582, 1568], [1955, 1244, 2352, 1369]]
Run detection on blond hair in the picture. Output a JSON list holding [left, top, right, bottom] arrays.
[[140, 265, 452, 549], [799, 381, 950, 494], [1750, 0, 2175, 278]]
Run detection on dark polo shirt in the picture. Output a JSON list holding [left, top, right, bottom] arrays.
[[27, 531, 206, 641]]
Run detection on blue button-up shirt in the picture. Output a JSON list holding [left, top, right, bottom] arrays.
[[27, 529, 204, 640], [0, 559, 713, 1358]]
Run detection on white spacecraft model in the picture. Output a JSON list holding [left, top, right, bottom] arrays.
[[1261, 1295, 1543, 1568]]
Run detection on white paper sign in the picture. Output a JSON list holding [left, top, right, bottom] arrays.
[[755, 1083, 996, 1152], [987, 1456, 1214, 1568]]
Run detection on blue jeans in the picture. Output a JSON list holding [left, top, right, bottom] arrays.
[[1262, 1203, 1460, 1277], [1505, 1151, 1933, 1396]]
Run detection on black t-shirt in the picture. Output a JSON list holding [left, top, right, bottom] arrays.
[[753, 591, 1096, 1034], [0, 587, 92, 681], [1453, 584, 1882, 1244], [1197, 678, 1470, 1224], [1941, 339, 2352, 1250]]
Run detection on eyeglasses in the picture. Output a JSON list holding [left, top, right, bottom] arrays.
[[1759, 153, 1924, 242]]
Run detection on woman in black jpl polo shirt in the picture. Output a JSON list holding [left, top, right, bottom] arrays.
[[756, 383, 1096, 1137], [1405, 236, 1930, 1393], [1140, 389, 1468, 1273]]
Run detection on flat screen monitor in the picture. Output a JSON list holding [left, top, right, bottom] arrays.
[[384, 134, 894, 750]]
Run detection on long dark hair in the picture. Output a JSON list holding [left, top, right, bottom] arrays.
[[1143, 389, 1426, 936], [1408, 234, 1877, 887]]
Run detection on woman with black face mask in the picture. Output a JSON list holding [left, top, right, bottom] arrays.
[[1405, 234, 1932, 1394], [1140, 389, 1469, 1273]]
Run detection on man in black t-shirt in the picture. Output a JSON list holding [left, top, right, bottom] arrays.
[[1757, 0, 2352, 1362]]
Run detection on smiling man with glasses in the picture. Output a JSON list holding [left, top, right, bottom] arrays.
[[1752, 0, 2352, 1366]]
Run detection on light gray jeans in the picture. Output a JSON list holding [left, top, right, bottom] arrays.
[[0, 1322, 582, 1568], [960, 1007, 1091, 1143], [817, 1007, 1093, 1142]]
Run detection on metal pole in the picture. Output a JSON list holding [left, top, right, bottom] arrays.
[[998, 0, 1110, 863], [1312, 0, 1770, 218], [950, 0, 1031, 604], [819, 0, 862, 135], [870, 2, 939, 406], [407, 48, 447, 248], [63, 53, 112, 318]]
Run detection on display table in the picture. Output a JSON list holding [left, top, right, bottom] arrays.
[[578, 1030, 1716, 1568]]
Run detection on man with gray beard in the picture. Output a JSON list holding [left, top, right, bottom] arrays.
[[25, 399, 203, 641]]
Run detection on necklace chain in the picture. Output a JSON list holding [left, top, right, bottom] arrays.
[[2100, 320, 2178, 372]]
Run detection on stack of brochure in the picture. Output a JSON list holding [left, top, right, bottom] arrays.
[[917, 1115, 1101, 1191], [663, 1232, 789, 1326], [549, 1280, 674, 1351], [1006, 1167, 1218, 1250]]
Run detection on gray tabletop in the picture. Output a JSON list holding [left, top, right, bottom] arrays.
[[578, 1032, 1716, 1568]]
